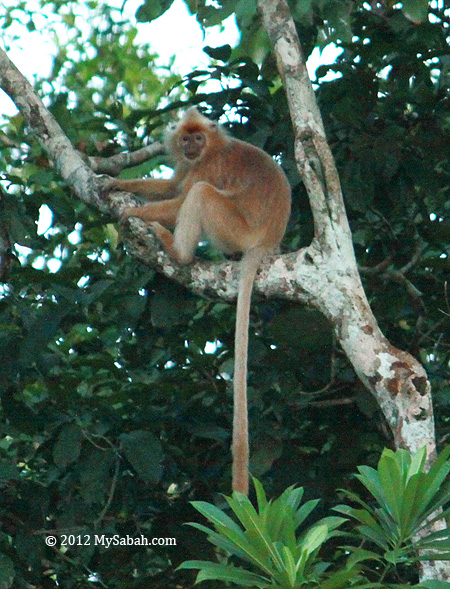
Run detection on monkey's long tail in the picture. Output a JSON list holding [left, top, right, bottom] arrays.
[[232, 247, 266, 496]]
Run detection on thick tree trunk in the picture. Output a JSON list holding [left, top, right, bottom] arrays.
[[257, 0, 448, 581]]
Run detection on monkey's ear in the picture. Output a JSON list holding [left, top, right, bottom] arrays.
[[165, 123, 177, 140], [185, 106, 199, 115], [210, 122, 218, 130]]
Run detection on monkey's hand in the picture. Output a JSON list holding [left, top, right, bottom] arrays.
[[97, 175, 120, 200]]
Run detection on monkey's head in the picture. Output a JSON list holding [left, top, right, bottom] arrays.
[[166, 107, 225, 163], [179, 125, 207, 160]]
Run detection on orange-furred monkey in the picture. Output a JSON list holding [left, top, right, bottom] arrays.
[[108, 108, 291, 494]]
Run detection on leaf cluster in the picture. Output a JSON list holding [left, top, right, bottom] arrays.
[[180, 447, 450, 588], [336, 447, 450, 577], [180, 480, 359, 588]]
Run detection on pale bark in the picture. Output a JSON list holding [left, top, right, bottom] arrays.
[[88, 142, 164, 175], [256, 0, 435, 457], [256, 0, 447, 581]]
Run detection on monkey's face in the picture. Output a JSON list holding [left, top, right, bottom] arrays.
[[180, 131, 206, 161]]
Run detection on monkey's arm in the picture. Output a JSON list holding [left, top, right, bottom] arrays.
[[109, 177, 180, 201]]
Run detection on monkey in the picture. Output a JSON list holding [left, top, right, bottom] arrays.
[[107, 107, 291, 495]]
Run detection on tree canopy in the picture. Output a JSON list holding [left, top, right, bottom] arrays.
[[0, 0, 449, 586]]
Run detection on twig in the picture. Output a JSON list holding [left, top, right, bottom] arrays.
[[94, 456, 120, 527]]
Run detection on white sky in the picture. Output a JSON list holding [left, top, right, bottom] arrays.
[[1, 0, 339, 116], [1, 0, 238, 115]]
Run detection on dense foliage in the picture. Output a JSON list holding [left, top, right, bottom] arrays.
[[0, 0, 449, 586]]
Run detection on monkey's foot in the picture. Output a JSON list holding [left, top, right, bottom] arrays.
[[120, 207, 141, 221], [150, 222, 174, 249], [150, 222, 191, 264]]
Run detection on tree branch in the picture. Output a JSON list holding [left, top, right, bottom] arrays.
[[257, 0, 435, 455], [0, 50, 107, 215], [257, 0, 447, 581], [88, 142, 164, 175]]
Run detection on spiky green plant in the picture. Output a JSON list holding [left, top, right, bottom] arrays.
[[178, 447, 450, 588], [334, 446, 450, 575], [178, 479, 367, 588]]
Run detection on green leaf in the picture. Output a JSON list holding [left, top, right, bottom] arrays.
[[302, 523, 328, 555], [335, 490, 376, 516], [401, 472, 424, 533], [53, 423, 83, 467], [413, 526, 450, 551], [191, 501, 274, 575], [356, 524, 391, 551], [186, 522, 250, 559], [0, 461, 19, 485], [225, 492, 263, 532], [318, 567, 370, 589], [280, 545, 297, 585], [293, 498, 319, 529], [0, 553, 14, 589], [355, 465, 388, 511], [264, 487, 300, 547], [184, 0, 197, 13], [19, 305, 63, 368], [401, 0, 429, 23], [253, 477, 268, 512], [235, 0, 257, 27], [407, 446, 427, 481], [312, 516, 345, 534], [136, 0, 174, 22], [120, 430, 163, 483], [424, 494, 450, 527], [178, 560, 271, 587], [150, 280, 196, 327], [345, 547, 383, 568], [226, 493, 285, 572], [417, 446, 450, 515], [278, 484, 304, 513], [373, 451, 404, 521], [203, 44, 232, 62], [79, 449, 115, 504], [334, 505, 388, 544], [191, 501, 245, 534]]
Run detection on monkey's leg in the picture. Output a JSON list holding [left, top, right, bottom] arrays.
[[172, 182, 251, 263], [121, 196, 184, 228], [141, 183, 205, 264], [111, 177, 178, 200], [145, 183, 251, 264]]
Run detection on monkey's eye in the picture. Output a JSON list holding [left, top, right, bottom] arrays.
[[195, 134, 203, 142]]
